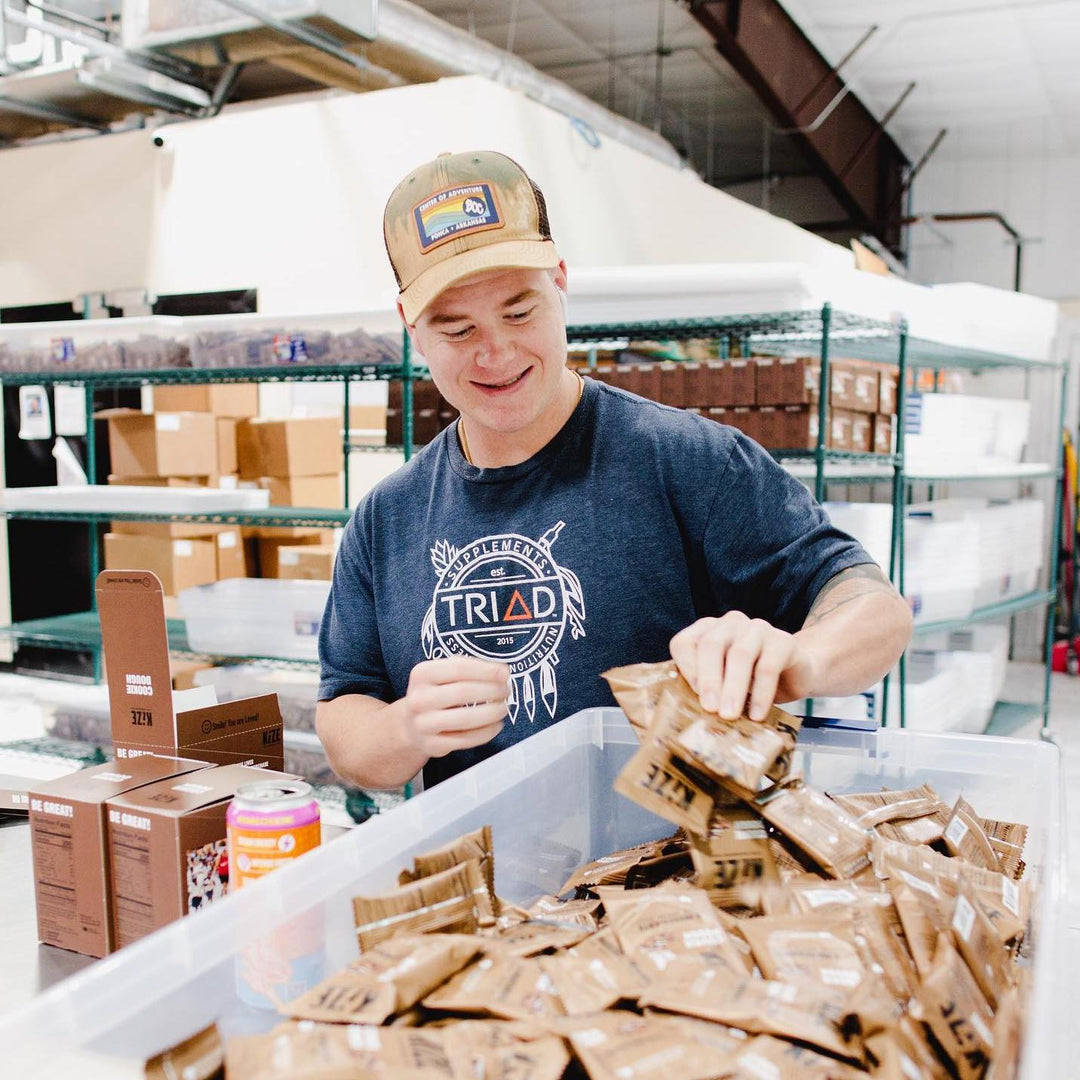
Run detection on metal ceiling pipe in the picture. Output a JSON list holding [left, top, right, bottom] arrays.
[[375, 0, 683, 171]]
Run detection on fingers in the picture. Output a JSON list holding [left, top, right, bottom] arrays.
[[425, 720, 506, 758], [412, 657, 511, 687], [412, 679, 510, 713], [745, 633, 791, 721], [669, 618, 716, 694], [415, 700, 508, 735]]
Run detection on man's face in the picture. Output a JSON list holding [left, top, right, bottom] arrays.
[[407, 263, 569, 439]]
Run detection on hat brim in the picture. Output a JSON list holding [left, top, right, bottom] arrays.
[[399, 239, 560, 324]]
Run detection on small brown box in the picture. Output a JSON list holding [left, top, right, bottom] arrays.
[[277, 544, 335, 581], [589, 364, 614, 385], [635, 363, 662, 402], [29, 756, 213, 957], [253, 474, 342, 509], [386, 380, 403, 445], [849, 411, 874, 452], [758, 356, 818, 406], [703, 361, 730, 406], [829, 360, 859, 410], [257, 533, 334, 578], [783, 406, 820, 450], [878, 367, 899, 415], [658, 363, 685, 407], [873, 413, 894, 455], [410, 380, 441, 412], [110, 519, 226, 540], [851, 363, 880, 415], [609, 365, 635, 394], [214, 528, 247, 580], [153, 383, 259, 418], [730, 406, 759, 443], [100, 410, 217, 478], [104, 533, 217, 596], [756, 406, 780, 448], [683, 363, 709, 408], [236, 417, 340, 479], [105, 763, 302, 948], [830, 409, 856, 451], [216, 417, 238, 476], [728, 360, 756, 406], [754, 357, 779, 404], [707, 406, 728, 426]]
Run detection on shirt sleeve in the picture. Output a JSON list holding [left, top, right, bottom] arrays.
[[318, 497, 395, 703], [703, 431, 876, 633]]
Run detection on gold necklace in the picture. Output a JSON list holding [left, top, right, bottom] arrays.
[[458, 370, 584, 465]]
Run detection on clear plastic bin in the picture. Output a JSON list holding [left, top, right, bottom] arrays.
[[1, 710, 1064, 1078], [179, 578, 330, 661]]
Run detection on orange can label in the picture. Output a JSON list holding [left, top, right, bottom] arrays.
[[227, 800, 321, 890]]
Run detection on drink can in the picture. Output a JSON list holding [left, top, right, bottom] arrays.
[[227, 780, 323, 1009]]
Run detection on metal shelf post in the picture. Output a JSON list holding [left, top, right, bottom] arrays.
[[1043, 366, 1069, 736]]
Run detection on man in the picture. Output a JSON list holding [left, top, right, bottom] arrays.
[[317, 150, 912, 791]]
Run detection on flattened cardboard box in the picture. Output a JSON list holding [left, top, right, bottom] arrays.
[[105, 763, 301, 948], [97, 571, 284, 769], [28, 755, 212, 957]]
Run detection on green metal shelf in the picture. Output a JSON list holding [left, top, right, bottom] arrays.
[[773, 449, 899, 465], [0, 506, 351, 528], [0, 611, 320, 669], [903, 464, 1056, 483], [911, 590, 1056, 636]]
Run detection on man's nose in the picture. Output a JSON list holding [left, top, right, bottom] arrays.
[[473, 325, 514, 367]]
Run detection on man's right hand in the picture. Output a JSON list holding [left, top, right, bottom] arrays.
[[400, 657, 511, 759]]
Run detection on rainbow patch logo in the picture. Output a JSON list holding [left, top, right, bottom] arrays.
[[412, 182, 502, 251]]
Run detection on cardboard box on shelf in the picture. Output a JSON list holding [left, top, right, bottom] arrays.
[[29, 756, 214, 958], [873, 413, 894, 455], [727, 406, 760, 443], [105, 762, 302, 948], [782, 405, 820, 450], [413, 408, 440, 446], [703, 360, 729, 406], [152, 384, 259, 418], [349, 403, 388, 436], [608, 364, 635, 394], [214, 529, 247, 580], [658, 362, 685, 407], [683, 362, 708, 408], [110, 520, 227, 540], [728, 359, 756, 405], [829, 360, 859, 409], [878, 366, 900, 415], [635, 363, 662, 402], [216, 418, 238, 476], [756, 405, 781, 448], [276, 544, 335, 581], [236, 417, 340, 479], [830, 409, 855, 451], [851, 363, 880, 414], [170, 659, 214, 692], [108, 475, 209, 488], [257, 533, 335, 578], [96, 570, 285, 769], [589, 363, 614, 385], [99, 410, 217, 478], [104, 533, 217, 596], [246, 474, 342, 509], [850, 411, 874, 452]]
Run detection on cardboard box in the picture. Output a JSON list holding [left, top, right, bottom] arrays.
[[100, 410, 218, 478], [873, 413, 894, 455], [878, 366, 899, 415], [830, 409, 855, 451], [28, 756, 212, 957], [257, 533, 334, 578], [658, 363, 685, 408], [755, 357, 861, 410], [851, 363, 880, 415], [236, 417, 341, 479], [110, 520, 227, 540], [413, 408, 440, 446], [683, 363, 708, 408], [104, 533, 217, 596], [728, 360, 756, 406], [756, 405, 781, 448], [781, 406, 820, 450], [608, 365, 635, 394], [96, 570, 285, 769], [216, 417, 238, 476], [170, 659, 214, 692], [276, 544, 335, 581], [105, 763, 301, 948], [849, 411, 874, 452], [349, 403, 388, 435], [247, 474, 342, 509], [153, 384, 259, 418], [108, 475, 209, 488], [635, 363, 662, 402], [214, 528, 247, 580]]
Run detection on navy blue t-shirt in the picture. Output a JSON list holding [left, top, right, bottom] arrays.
[[319, 379, 871, 787]]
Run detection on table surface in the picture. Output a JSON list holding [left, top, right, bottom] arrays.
[[0, 815, 351, 1018]]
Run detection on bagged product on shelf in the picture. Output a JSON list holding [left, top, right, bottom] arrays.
[[977, 814, 1027, 881], [729, 1034, 867, 1079], [527, 894, 601, 931], [559, 835, 686, 893], [481, 919, 591, 958], [949, 888, 1016, 1009]]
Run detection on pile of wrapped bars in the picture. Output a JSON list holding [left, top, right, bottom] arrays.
[[226, 661, 1033, 1080]]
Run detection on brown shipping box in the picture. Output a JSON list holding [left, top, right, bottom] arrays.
[[683, 363, 709, 408], [100, 410, 217, 478], [153, 383, 259, 418], [110, 520, 226, 540], [29, 756, 212, 957], [108, 475, 208, 488], [873, 413, 894, 455], [276, 544, 335, 581], [96, 571, 285, 769], [214, 528, 247, 579], [658, 363, 685, 408], [754, 357, 778, 403], [104, 533, 217, 596], [849, 411, 874, 452], [248, 474, 342, 509], [728, 359, 756, 406], [216, 418, 238, 476], [236, 417, 340, 479], [878, 366, 900, 415], [257, 532, 334, 577], [851, 363, 880, 414], [106, 763, 302, 948]]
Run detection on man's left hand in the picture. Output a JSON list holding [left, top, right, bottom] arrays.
[[669, 612, 818, 721]]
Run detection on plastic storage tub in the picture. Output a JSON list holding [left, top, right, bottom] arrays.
[[1, 709, 1065, 1078], [179, 578, 330, 661]]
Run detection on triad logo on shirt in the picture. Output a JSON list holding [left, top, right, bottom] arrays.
[[422, 521, 586, 725]]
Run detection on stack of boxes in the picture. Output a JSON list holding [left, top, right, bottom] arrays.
[[386, 378, 458, 448]]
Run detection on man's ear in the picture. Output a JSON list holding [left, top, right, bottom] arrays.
[[552, 259, 568, 294], [397, 300, 420, 356]]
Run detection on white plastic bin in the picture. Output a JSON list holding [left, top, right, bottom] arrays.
[[179, 578, 330, 660], [0, 710, 1064, 1078]]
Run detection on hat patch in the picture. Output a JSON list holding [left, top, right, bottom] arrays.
[[413, 183, 502, 251]]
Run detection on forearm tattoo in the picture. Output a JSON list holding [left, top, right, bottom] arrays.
[[802, 563, 899, 628]]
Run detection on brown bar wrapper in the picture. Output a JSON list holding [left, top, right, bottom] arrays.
[[527, 894, 601, 931], [739, 913, 866, 992], [353, 859, 488, 951], [730, 1034, 866, 1079], [949, 887, 1016, 1009], [560, 835, 686, 893], [613, 733, 717, 835], [755, 781, 872, 879], [829, 784, 951, 846], [985, 985, 1022, 1080], [282, 934, 482, 1024], [145, 1023, 224, 1080], [639, 956, 855, 1062], [538, 952, 645, 1013], [603, 660, 683, 734], [978, 815, 1027, 882], [604, 885, 747, 975], [771, 835, 830, 882], [943, 798, 1001, 873], [910, 935, 996, 1080], [442, 1024, 569, 1080], [225, 1021, 452, 1079], [481, 919, 591, 957], [562, 1010, 745, 1080], [865, 1022, 950, 1080], [690, 805, 781, 895], [399, 826, 498, 923], [422, 956, 566, 1021]]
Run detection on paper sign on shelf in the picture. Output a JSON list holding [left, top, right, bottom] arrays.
[[54, 385, 87, 437], [18, 386, 51, 440]]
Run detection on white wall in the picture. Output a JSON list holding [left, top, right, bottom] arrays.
[[0, 76, 851, 313], [907, 149, 1080, 303]]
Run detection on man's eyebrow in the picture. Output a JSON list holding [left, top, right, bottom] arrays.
[[426, 311, 470, 326], [501, 289, 540, 308]]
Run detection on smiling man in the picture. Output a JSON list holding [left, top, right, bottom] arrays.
[[316, 150, 913, 791]]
